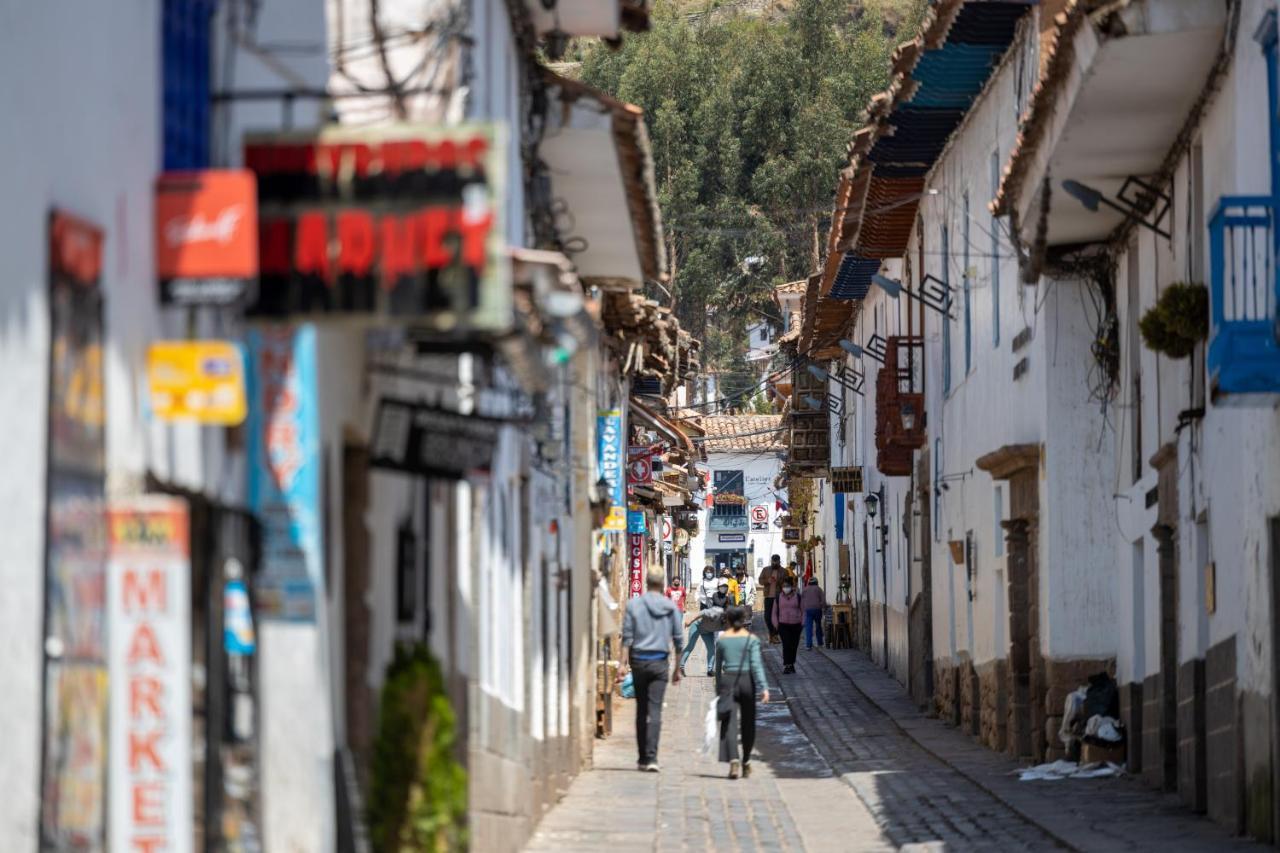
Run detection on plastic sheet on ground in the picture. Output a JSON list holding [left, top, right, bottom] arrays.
[[1015, 759, 1125, 781], [702, 697, 718, 756]]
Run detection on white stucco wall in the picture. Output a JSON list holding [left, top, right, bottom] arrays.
[[690, 451, 786, 581]]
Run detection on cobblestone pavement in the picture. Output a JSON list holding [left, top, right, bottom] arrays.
[[525, 632, 1263, 852]]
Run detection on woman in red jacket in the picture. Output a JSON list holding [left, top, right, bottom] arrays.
[[774, 580, 804, 673]]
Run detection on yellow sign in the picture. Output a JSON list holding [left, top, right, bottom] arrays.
[[603, 506, 627, 532], [147, 341, 247, 425]]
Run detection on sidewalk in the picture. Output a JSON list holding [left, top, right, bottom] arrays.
[[811, 647, 1263, 852]]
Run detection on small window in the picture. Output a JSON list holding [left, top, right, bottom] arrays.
[[993, 485, 1005, 557]]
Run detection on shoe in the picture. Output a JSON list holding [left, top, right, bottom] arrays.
[[742, 762, 752, 778], [706, 670, 714, 677], [783, 664, 795, 674], [637, 762, 646, 771], [644, 763, 660, 773], [679, 665, 686, 677], [729, 760, 741, 779], [805, 646, 813, 651]]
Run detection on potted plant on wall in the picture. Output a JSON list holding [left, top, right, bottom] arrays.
[[1138, 282, 1208, 358]]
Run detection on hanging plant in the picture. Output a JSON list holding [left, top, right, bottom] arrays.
[[1139, 282, 1208, 359]]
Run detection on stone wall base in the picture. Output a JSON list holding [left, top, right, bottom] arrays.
[[976, 659, 1008, 752]]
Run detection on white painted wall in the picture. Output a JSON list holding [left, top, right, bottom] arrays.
[[689, 451, 786, 579]]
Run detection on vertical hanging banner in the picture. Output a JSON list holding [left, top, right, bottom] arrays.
[[41, 210, 109, 851], [628, 533, 645, 598], [246, 325, 323, 620], [243, 124, 510, 331], [107, 498, 193, 853], [596, 409, 625, 531]]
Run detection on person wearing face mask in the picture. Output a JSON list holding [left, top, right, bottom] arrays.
[[697, 563, 721, 609], [721, 567, 740, 605], [774, 579, 804, 673], [736, 567, 757, 611], [681, 579, 730, 676]]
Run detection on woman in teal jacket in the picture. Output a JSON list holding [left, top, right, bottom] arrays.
[[714, 605, 770, 779]]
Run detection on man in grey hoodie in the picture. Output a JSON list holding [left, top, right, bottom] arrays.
[[622, 569, 684, 771]]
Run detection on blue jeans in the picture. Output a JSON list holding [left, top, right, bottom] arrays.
[[804, 608, 824, 648], [681, 624, 716, 672]]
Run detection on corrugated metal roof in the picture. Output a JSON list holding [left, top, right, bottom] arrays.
[[910, 44, 1012, 108]]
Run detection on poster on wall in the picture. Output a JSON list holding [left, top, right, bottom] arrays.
[[106, 498, 193, 853], [244, 124, 509, 331], [40, 210, 109, 851], [628, 533, 645, 598], [596, 409, 625, 531], [246, 325, 323, 620]]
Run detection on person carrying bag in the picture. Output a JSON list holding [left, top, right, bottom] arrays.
[[713, 606, 770, 779]]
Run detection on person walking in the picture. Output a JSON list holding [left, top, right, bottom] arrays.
[[736, 567, 757, 611], [714, 606, 770, 779], [621, 569, 683, 771], [665, 575, 687, 612], [696, 563, 720, 608], [680, 579, 730, 676], [775, 578, 804, 673], [757, 555, 785, 644], [801, 576, 827, 650], [721, 567, 740, 605]]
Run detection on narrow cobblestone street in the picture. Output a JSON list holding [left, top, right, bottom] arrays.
[[526, 630, 1263, 852]]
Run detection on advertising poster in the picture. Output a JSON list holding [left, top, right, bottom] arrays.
[[246, 325, 323, 620], [628, 534, 645, 599], [244, 124, 509, 331], [596, 409, 625, 531], [155, 169, 258, 305], [106, 498, 193, 853], [41, 210, 109, 851]]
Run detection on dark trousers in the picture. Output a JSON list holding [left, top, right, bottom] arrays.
[[631, 656, 670, 764], [779, 623, 802, 666], [717, 677, 757, 762], [804, 608, 825, 648], [764, 596, 777, 636]]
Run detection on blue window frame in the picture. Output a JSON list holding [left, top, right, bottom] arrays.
[[163, 0, 216, 170], [963, 193, 972, 373], [942, 223, 952, 393], [990, 151, 1001, 346]]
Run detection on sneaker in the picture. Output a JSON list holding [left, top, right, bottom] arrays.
[[728, 760, 741, 779], [679, 664, 686, 677], [643, 763, 660, 773], [706, 669, 714, 677], [637, 762, 647, 771], [742, 762, 752, 778]]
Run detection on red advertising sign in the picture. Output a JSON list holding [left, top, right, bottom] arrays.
[[156, 170, 258, 280], [627, 451, 652, 485], [243, 125, 509, 330], [628, 533, 645, 599]]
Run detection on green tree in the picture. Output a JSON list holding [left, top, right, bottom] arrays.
[[580, 0, 924, 370]]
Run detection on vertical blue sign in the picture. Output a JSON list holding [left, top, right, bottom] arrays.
[[597, 409, 625, 530], [246, 324, 322, 621]]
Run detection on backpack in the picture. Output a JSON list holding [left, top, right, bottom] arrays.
[[698, 605, 726, 633]]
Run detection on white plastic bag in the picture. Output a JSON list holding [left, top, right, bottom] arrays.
[[702, 697, 718, 756]]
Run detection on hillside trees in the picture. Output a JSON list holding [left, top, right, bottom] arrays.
[[578, 0, 923, 383]]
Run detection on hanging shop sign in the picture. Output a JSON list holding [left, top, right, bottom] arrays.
[[369, 397, 501, 480], [146, 340, 248, 425], [829, 466, 864, 494], [718, 533, 747, 544], [597, 409, 625, 531], [627, 450, 652, 485], [41, 210, 109, 851], [246, 325, 323, 621], [749, 504, 770, 531], [628, 533, 645, 598], [627, 509, 647, 535], [708, 515, 749, 533], [783, 527, 803, 544], [243, 124, 510, 331], [156, 170, 258, 305], [106, 497, 193, 853]]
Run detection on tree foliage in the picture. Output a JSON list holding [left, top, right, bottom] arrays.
[[579, 0, 924, 375]]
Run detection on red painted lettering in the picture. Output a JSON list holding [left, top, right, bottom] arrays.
[[293, 212, 330, 281], [459, 210, 493, 272], [132, 838, 166, 853], [126, 624, 165, 666], [380, 214, 415, 289], [260, 219, 292, 276], [123, 569, 166, 614], [131, 782, 165, 825], [337, 211, 375, 276], [420, 208, 454, 269], [129, 732, 166, 774], [130, 676, 164, 721]]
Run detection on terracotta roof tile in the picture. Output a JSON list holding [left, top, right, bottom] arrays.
[[701, 415, 786, 453]]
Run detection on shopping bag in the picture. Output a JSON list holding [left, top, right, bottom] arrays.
[[619, 673, 635, 699], [702, 697, 718, 756]]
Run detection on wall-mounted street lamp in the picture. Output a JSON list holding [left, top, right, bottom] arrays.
[[864, 493, 879, 518], [806, 363, 864, 396], [838, 337, 886, 365], [872, 273, 955, 319], [934, 468, 973, 496], [900, 401, 918, 432], [1061, 178, 1171, 239]]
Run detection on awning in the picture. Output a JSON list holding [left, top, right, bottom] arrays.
[[993, 0, 1229, 246]]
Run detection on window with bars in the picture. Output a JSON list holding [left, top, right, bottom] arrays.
[[712, 469, 745, 517]]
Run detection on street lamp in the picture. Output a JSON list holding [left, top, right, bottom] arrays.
[[900, 401, 917, 432], [864, 493, 879, 518], [1061, 177, 1171, 239]]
